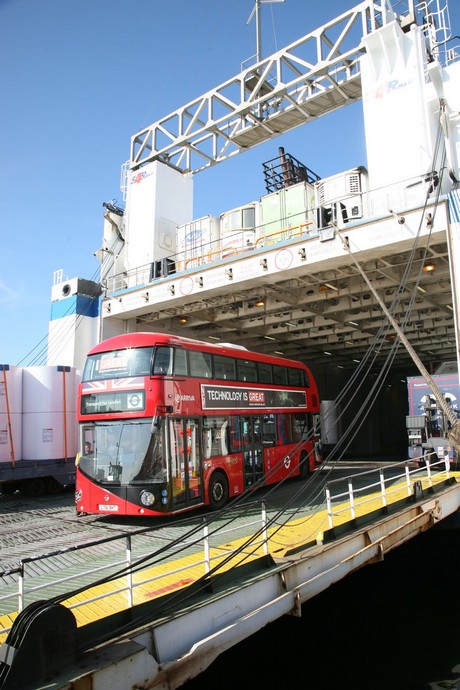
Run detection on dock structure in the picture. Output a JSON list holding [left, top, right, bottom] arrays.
[[4, 0, 458, 685], [1, 459, 459, 689]]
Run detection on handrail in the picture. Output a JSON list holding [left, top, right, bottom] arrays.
[[0, 506, 268, 640], [184, 245, 239, 269], [0, 456, 456, 641], [105, 168, 451, 297], [324, 453, 452, 528], [254, 221, 313, 249]]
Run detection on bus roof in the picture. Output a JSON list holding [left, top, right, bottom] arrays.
[[88, 332, 312, 371]]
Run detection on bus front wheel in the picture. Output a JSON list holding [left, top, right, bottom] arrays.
[[208, 471, 229, 510]]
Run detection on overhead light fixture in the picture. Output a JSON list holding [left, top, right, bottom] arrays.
[[422, 262, 436, 273], [285, 322, 296, 327], [178, 316, 187, 325], [417, 286, 427, 294], [348, 321, 359, 326], [324, 351, 332, 356], [264, 335, 276, 340], [209, 335, 221, 341], [274, 350, 284, 355], [319, 282, 339, 292], [255, 299, 265, 307], [446, 305, 453, 311]]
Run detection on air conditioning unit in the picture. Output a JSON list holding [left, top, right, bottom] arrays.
[[315, 167, 367, 229]]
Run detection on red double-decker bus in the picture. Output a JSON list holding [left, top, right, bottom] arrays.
[[75, 333, 321, 516]]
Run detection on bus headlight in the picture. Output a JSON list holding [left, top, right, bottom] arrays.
[[140, 490, 156, 507]]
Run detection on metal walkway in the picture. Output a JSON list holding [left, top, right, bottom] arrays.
[[129, 1, 457, 174], [130, 2, 377, 173]]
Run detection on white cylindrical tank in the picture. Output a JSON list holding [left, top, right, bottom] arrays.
[[22, 366, 78, 461], [320, 400, 339, 452], [0, 365, 23, 463]]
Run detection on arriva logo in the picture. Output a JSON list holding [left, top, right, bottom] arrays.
[[175, 393, 196, 403]]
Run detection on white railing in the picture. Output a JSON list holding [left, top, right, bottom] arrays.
[[324, 453, 452, 528], [0, 505, 268, 640], [104, 169, 446, 298], [0, 457, 455, 640]]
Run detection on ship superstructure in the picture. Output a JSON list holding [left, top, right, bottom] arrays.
[[47, 0, 459, 375]]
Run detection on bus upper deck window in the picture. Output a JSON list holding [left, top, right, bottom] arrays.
[[214, 355, 236, 381], [173, 348, 188, 376], [288, 368, 302, 387], [258, 362, 273, 384], [189, 350, 212, 378], [153, 347, 172, 375], [273, 365, 287, 385], [129, 347, 153, 376], [237, 360, 257, 382]]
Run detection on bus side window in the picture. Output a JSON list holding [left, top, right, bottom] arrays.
[[214, 355, 236, 381], [189, 351, 212, 378], [173, 348, 188, 376], [203, 424, 212, 459], [293, 412, 307, 441], [277, 413, 295, 444], [228, 416, 241, 453], [203, 417, 229, 457], [288, 368, 303, 387], [236, 360, 257, 382], [220, 420, 229, 455], [153, 347, 171, 375], [258, 362, 273, 384], [273, 366, 288, 385], [262, 414, 276, 445]]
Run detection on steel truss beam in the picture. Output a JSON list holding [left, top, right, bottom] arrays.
[[130, 1, 401, 173]]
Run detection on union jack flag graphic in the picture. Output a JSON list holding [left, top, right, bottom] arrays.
[[82, 377, 144, 393]]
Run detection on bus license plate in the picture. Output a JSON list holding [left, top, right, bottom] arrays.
[[98, 504, 119, 512]]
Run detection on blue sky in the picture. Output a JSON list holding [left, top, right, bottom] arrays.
[[1, 0, 459, 366]]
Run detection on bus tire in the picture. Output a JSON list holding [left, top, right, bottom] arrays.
[[299, 451, 310, 479], [208, 471, 229, 510]]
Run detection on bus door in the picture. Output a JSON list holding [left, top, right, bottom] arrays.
[[241, 415, 264, 489], [169, 418, 203, 509]]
